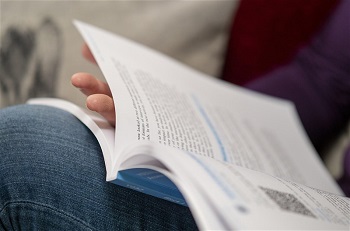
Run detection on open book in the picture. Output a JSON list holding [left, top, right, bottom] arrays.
[[28, 21, 349, 230]]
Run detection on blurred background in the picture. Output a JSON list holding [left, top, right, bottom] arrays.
[[0, 0, 238, 108]]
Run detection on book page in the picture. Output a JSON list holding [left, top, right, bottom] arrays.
[[74, 21, 342, 194], [116, 143, 239, 230], [187, 155, 350, 230], [118, 144, 349, 230]]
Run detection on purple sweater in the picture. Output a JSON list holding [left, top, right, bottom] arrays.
[[245, 0, 350, 196]]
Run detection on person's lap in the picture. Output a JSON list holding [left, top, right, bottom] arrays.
[[0, 104, 197, 230]]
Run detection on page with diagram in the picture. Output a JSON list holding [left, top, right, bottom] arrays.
[[117, 143, 349, 230]]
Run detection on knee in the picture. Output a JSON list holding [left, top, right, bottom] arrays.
[[0, 104, 85, 137], [0, 103, 102, 167], [0, 104, 99, 152], [0, 104, 104, 201]]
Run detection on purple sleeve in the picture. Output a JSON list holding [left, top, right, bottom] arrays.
[[245, 0, 350, 151], [338, 147, 350, 196]]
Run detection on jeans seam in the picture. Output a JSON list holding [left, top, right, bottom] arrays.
[[0, 200, 94, 230]]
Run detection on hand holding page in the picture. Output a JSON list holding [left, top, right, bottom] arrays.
[[27, 20, 349, 230], [73, 20, 340, 192]]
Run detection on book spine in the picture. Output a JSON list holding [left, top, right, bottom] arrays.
[[111, 169, 188, 206]]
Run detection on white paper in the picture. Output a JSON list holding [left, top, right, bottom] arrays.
[[117, 143, 349, 230], [74, 20, 342, 195]]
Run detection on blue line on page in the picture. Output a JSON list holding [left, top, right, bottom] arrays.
[[191, 95, 228, 161], [188, 153, 235, 199]]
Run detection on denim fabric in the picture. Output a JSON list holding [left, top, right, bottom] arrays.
[[0, 105, 197, 230]]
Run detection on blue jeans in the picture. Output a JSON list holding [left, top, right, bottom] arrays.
[[0, 105, 197, 230]]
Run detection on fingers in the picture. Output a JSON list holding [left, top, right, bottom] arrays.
[[86, 94, 116, 126], [71, 73, 112, 97], [75, 44, 116, 126], [82, 43, 97, 64]]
